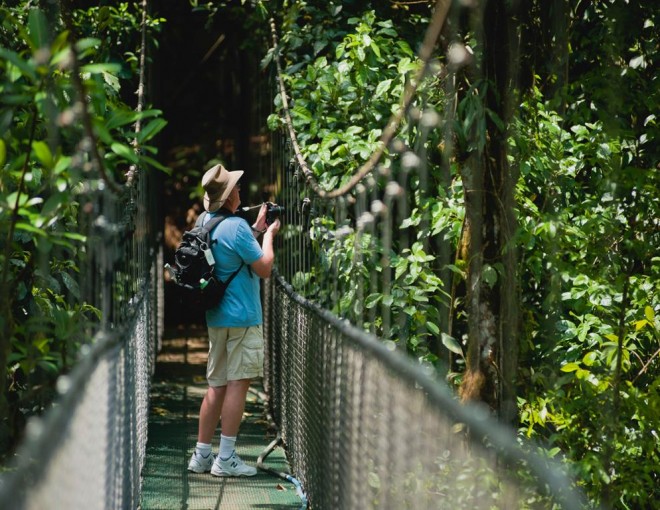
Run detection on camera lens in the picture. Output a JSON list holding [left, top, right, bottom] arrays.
[[266, 203, 284, 224]]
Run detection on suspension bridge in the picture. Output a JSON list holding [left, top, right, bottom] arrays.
[[0, 3, 587, 509]]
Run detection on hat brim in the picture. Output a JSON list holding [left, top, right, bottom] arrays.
[[204, 170, 243, 212]]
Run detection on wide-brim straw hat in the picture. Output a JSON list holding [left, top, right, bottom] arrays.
[[202, 164, 243, 212]]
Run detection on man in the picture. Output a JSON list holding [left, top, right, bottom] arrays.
[[187, 163, 280, 477]]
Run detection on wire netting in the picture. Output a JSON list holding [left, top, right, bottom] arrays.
[[264, 275, 584, 510], [0, 168, 163, 510]]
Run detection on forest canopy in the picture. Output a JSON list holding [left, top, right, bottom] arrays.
[[0, 1, 658, 508]]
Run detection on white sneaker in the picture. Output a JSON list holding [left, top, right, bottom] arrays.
[[188, 451, 215, 473], [211, 451, 257, 477]]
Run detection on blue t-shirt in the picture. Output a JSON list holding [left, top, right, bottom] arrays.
[[202, 212, 264, 327]]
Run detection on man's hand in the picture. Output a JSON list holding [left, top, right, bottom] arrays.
[[252, 203, 269, 233], [266, 218, 280, 236]]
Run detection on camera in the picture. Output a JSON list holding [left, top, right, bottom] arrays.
[[266, 202, 284, 225]]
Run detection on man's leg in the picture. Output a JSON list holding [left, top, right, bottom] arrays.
[[198, 385, 226, 444], [218, 379, 251, 460], [188, 327, 228, 473], [212, 326, 262, 477], [213, 378, 256, 476], [220, 379, 251, 437]]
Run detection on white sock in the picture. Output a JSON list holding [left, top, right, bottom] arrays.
[[195, 442, 212, 457], [219, 434, 237, 460]]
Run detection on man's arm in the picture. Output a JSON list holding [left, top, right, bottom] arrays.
[[251, 219, 280, 278]]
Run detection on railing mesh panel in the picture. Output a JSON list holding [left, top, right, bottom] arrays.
[[0, 129, 162, 510], [264, 275, 584, 510]]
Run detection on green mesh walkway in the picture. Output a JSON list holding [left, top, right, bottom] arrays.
[[140, 330, 302, 510]]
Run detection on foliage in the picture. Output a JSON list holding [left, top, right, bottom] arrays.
[[268, 0, 659, 507], [0, 2, 166, 457], [270, 6, 462, 362], [510, 3, 660, 505], [513, 91, 660, 508], [271, 10, 417, 187]]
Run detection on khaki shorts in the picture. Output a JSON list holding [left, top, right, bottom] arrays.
[[206, 326, 264, 386]]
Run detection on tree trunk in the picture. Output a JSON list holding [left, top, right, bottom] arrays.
[[458, 0, 519, 424]]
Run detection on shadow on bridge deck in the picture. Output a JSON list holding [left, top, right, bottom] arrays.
[[140, 329, 301, 510]]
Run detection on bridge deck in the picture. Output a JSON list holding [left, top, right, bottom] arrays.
[[140, 331, 301, 510]]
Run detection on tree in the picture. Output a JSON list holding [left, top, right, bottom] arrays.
[[454, 1, 519, 427]]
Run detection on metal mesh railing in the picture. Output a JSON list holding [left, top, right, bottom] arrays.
[[264, 275, 585, 510], [0, 1, 163, 508], [0, 184, 163, 510]]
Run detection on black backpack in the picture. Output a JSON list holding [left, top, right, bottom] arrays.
[[167, 212, 244, 310]]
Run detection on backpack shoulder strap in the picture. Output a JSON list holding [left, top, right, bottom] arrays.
[[223, 260, 245, 285], [200, 211, 232, 233], [200, 211, 246, 282], [194, 211, 207, 228]]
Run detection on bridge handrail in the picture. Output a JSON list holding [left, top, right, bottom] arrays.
[[264, 273, 588, 509]]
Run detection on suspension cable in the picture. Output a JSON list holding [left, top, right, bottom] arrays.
[[269, 0, 451, 199], [126, 0, 149, 186], [61, 6, 123, 195]]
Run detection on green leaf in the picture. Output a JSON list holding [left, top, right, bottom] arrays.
[[28, 9, 49, 49], [644, 306, 655, 322], [426, 321, 440, 335], [444, 264, 466, 279], [50, 30, 69, 55], [374, 78, 392, 98], [52, 156, 71, 176], [411, 292, 428, 303], [38, 360, 59, 375], [335, 42, 346, 59], [575, 368, 590, 380], [60, 272, 80, 300], [582, 351, 597, 367], [292, 105, 313, 124], [370, 41, 381, 59], [486, 108, 505, 132], [140, 155, 172, 174], [106, 109, 140, 130], [137, 118, 168, 144], [0, 139, 6, 168], [560, 363, 580, 372], [110, 142, 138, 163], [15, 222, 47, 236], [260, 48, 274, 70], [51, 46, 73, 67], [60, 232, 86, 242], [75, 38, 101, 53], [483, 264, 498, 288], [32, 141, 53, 168], [80, 63, 122, 75], [368, 472, 381, 490], [547, 447, 562, 458], [93, 121, 114, 145], [41, 192, 65, 217], [365, 293, 381, 309], [0, 48, 37, 81], [441, 333, 463, 357]]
